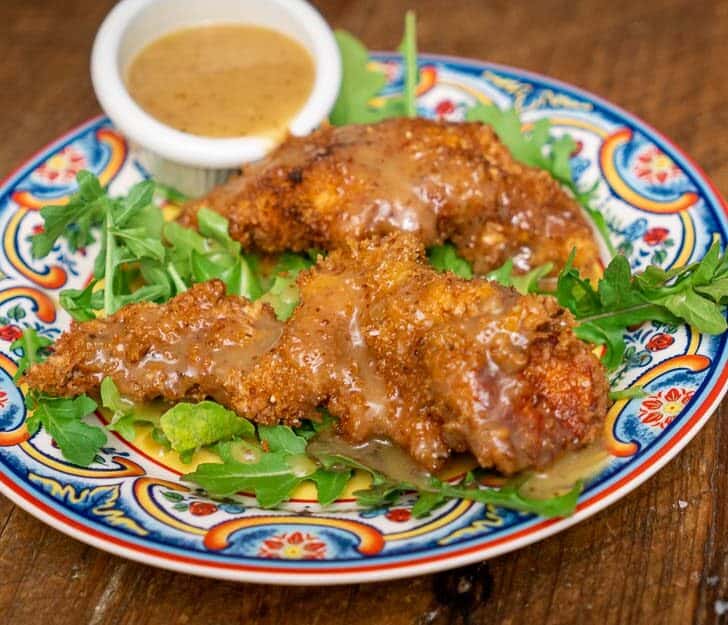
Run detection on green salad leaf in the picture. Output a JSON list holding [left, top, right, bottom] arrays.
[[467, 105, 556, 171], [411, 490, 449, 517], [309, 468, 352, 506], [350, 468, 580, 519], [316, 448, 580, 518], [434, 476, 582, 518], [486, 259, 554, 295], [153, 181, 188, 204], [259, 275, 300, 320], [11, 328, 53, 380], [185, 422, 346, 507], [184, 451, 308, 506], [31, 173, 310, 320], [331, 12, 419, 125], [466, 104, 615, 255], [259, 251, 317, 320], [160, 401, 255, 454], [258, 424, 308, 455], [31, 170, 107, 258], [398, 10, 418, 118], [427, 244, 556, 295], [186, 418, 347, 506], [609, 386, 647, 401], [427, 244, 473, 279], [59, 282, 102, 322], [556, 241, 728, 369], [25, 392, 105, 466], [100, 377, 137, 439], [330, 31, 389, 125]]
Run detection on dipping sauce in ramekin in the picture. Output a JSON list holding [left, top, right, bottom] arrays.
[[125, 24, 316, 139], [91, 0, 341, 196]]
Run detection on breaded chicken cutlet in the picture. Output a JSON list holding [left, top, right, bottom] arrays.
[[23, 234, 609, 474], [180, 118, 601, 277]]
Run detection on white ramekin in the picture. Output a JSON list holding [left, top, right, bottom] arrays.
[[91, 0, 341, 196]]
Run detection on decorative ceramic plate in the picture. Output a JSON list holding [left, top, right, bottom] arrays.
[[0, 54, 726, 585]]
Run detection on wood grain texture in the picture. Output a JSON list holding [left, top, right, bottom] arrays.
[[0, 0, 727, 623]]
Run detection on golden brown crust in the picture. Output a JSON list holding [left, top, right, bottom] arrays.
[[180, 118, 601, 277], [23, 235, 609, 474], [22, 281, 282, 407], [240, 234, 609, 472]]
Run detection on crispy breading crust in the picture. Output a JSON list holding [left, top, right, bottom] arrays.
[[180, 118, 601, 277], [22, 281, 282, 407], [239, 234, 609, 471], [23, 235, 609, 474]]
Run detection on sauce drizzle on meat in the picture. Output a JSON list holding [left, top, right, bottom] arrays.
[[22, 234, 610, 476]]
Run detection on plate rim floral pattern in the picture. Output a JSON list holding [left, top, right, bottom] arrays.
[[0, 53, 726, 585]]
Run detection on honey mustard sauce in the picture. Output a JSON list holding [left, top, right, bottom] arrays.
[[126, 24, 315, 138]]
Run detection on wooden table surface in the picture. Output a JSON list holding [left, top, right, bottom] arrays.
[[1, 0, 727, 623]]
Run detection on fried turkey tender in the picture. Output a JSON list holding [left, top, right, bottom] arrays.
[[180, 118, 601, 277], [22, 281, 283, 407], [239, 234, 608, 472], [23, 234, 609, 474]]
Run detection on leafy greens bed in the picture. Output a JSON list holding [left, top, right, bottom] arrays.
[[13, 13, 728, 519]]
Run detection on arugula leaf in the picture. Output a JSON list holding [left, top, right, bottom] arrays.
[[316, 452, 387, 485], [153, 181, 188, 204], [151, 426, 172, 449], [160, 401, 255, 454], [437, 477, 581, 518], [185, 416, 584, 515], [486, 258, 554, 294], [33, 172, 268, 318], [184, 451, 309, 506], [31, 171, 107, 258], [331, 13, 419, 125], [11, 328, 53, 380], [353, 475, 581, 518], [427, 244, 473, 279], [695, 276, 728, 301], [100, 378, 137, 439], [105, 413, 137, 440], [115, 180, 156, 227], [25, 392, 105, 466], [400, 10, 418, 118], [555, 240, 728, 369], [59, 281, 102, 321], [163, 220, 207, 276], [467, 105, 553, 170], [197, 208, 241, 256], [259, 275, 300, 320], [190, 250, 243, 296], [162, 210, 257, 298], [466, 104, 615, 255], [609, 386, 647, 401], [258, 424, 308, 455], [354, 483, 403, 508], [330, 31, 389, 125], [216, 438, 263, 464], [657, 289, 726, 334], [309, 468, 352, 505], [138, 260, 173, 301], [239, 254, 265, 301], [111, 226, 166, 262], [428, 246, 556, 294], [317, 441, 581, 518], [272, 251, 315, 278], [256, 251, 317, 318], [411, 490, 448, 518]]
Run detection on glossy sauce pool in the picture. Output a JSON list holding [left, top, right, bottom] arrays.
[[125, 24, 315, 138], [113, 401, 608, 504]]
